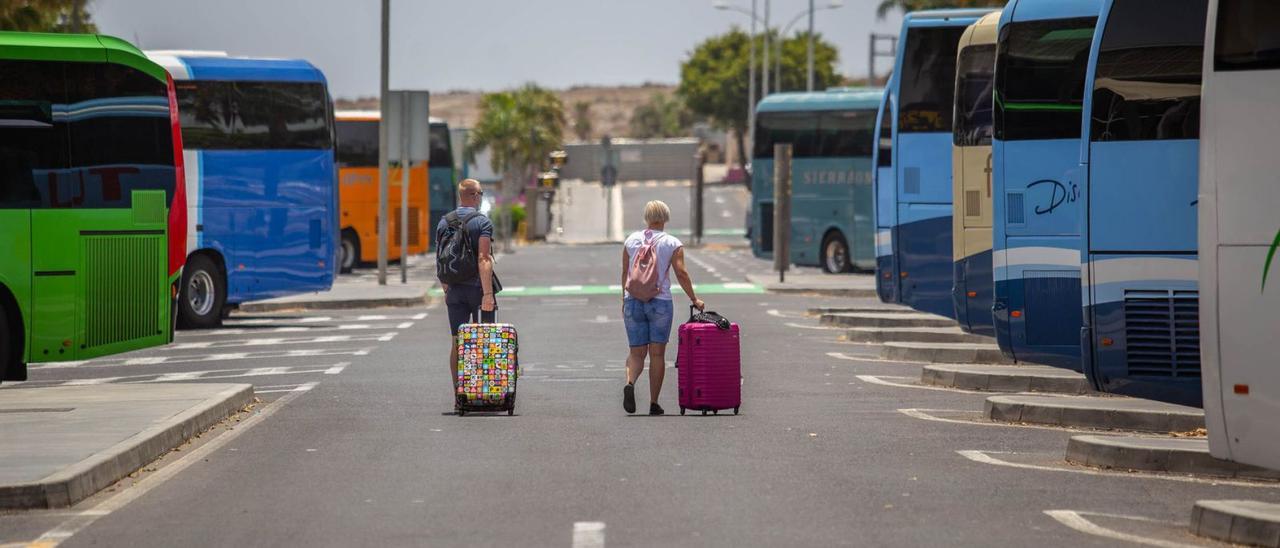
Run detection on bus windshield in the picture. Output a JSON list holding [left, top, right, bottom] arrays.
[[1090, 0, 1206, 142], [336, 119, 378, 167], [175, 81, 332, 150], [994, 18, 1097, 141], [753, 110, 876, 159], [429, 123, 453, 170], [954, 44, 995, 146], [898, 26, 967, 133]]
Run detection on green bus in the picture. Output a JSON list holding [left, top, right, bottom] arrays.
[[0, 32, 187, 382]]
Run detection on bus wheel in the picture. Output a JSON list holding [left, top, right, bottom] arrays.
[[179, 255, 227, 329], [339, 230, 360, 274], [822, 232, 851, 273]]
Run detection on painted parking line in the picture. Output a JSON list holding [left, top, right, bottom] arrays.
[[956, 450, 1280, 488], [168, 333, 397, 350], [1044, 510, 1201, 548], [31, 348, 373, 370], [429, 283, 763, 297]]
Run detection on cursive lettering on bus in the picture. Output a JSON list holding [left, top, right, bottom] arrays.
[[1025, 178, 1078, 215]]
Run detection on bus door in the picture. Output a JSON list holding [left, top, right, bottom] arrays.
[[993, 11, 1098, 369], [873, 92, 898, 303], [894, 23, 968, 318], [1200, 0, 1280, 468], [1081, 0, 1206, 404]]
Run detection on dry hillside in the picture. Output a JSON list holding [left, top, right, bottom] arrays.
[[335, 84, 677, 142]]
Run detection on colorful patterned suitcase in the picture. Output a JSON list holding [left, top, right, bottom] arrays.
[[455, 321, 519, 415], [676, 309, 741, 416]]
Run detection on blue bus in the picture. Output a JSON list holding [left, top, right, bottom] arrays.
[[1078, 0, 1207, 405], [991, 1, 1100, 369], [874, 9, 994, 317], [751, 88, 882, 273], [427, 118, 456, 250], [148, 52, 338, 328]]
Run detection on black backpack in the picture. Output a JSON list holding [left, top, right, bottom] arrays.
[[436, 211, 483, 285]]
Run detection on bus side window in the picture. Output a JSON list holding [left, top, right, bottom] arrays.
[[429, 124, 452, 169], [0, 60, 68, 208], [1213, 0, 1280, 71], [232, 82, 331, 150], [1090, 0, 1207, 142], [877, 100, 892, 167], [64, 62, 174, 209]]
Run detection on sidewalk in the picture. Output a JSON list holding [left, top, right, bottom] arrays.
[[240, 256, 436, 313], [744, 272, 877, 298], [0, 383, 253, 509]]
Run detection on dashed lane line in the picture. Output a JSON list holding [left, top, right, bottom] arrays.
[[16, 363, 354, 387], [572, 521, 606, 548], [428, 283, 763, 297]]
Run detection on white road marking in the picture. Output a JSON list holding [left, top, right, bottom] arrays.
[[859, 376, 987, 394], [34, 348, 374, 370], [540, 378, 614, 382], [253, 383, 319, 394], [27, 383, 313, 546], [956, 450, 1280, 488], [766, 309, 803, 319], [123, 357, 167, 365], [396, 322, 414, 329], [551, 285, 584, 291], [169, 341, 213, 350], [572, 521, 606, 548], [357, 315, 387, 321], [244, 338, 285, 346], [297, 317, 332, 323], [899, 408, 1112, 430], [607, 285, 622, 291], [412, 313, 428, 320], [243, 367, 292, 377], [785, 322, 846, 331], [61, 377, 122, 386], [722, 282, 756, 290], [324, 363, 348, 375], [336, 324, 372, 330], [149, 372, 205, 382], [378, 333, 396, 342], [1044, 510, 1200, 548]]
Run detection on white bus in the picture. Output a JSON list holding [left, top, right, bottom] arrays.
[[1199, 0, 1280, 470]]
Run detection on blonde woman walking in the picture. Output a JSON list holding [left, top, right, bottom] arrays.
[[621, 200, 705, 415]]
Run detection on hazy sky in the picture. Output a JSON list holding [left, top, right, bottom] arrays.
[[94, 0, 903, 99]]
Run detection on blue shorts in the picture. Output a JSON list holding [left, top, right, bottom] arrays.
[[623, 297, 674, 347]]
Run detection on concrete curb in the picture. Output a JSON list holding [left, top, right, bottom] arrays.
[[984, 394, 1204, 432], [847, 327, 992, 344], [881, 342, 1014, 364], [1066, 436, 1280, 482], [820, 312, 956, 329], [0, 384, 254, 510], [1192, 500, 1280, 547], [921, 364, 1090, 393], [239, 292, 430, 313]]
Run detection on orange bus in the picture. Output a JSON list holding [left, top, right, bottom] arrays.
[[334, 110, 429, 272]]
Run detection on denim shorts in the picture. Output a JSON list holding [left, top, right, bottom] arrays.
[[623, 297, 674, 347]]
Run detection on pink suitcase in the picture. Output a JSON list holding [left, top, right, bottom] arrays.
[[676, 309, 741, 416]]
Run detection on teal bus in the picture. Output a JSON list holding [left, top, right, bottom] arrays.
[[0, 32, 187, 381], [751, 88, 883, 273]]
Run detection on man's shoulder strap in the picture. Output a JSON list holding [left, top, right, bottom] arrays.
[[445, 211, 462, 226], [461, 211, 483, 225]]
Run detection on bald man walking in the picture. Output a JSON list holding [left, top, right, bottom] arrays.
[[436, 179, 497, 402]]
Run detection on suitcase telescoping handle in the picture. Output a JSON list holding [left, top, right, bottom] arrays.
[[474, 308, 497, 324]]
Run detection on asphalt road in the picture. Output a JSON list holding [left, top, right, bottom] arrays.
[[4, 241, 1279, 547]]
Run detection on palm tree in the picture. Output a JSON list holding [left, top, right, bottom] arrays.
[[465, 84, 566, 201]]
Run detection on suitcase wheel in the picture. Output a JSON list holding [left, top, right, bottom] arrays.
[[507, 408, 514, 416], [701, 410, 707, 416], [734, 407, 740, 415], [680, 407, 686, 416], [713, 410, 719, 415], [457, 409, 466, 417]]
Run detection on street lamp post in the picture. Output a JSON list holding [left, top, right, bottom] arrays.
[[713, 0, 764, 169], [774, 0, 844, 94]]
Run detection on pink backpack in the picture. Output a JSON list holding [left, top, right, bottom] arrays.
[[626, 231, 663, 302]]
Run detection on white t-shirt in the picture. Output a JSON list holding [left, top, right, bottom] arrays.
[[624, 229, 683, 301]]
